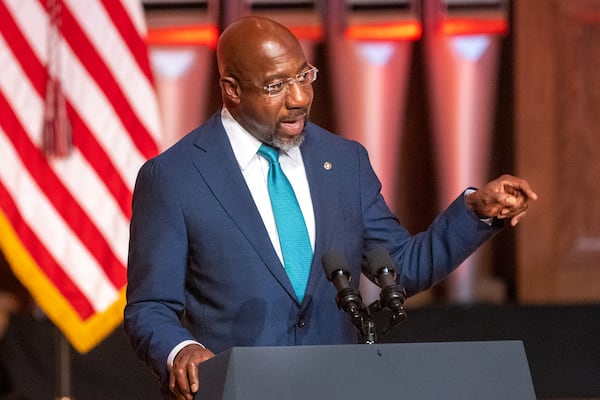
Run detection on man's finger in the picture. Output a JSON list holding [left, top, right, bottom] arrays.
[[188, 361, 199, 393], [510, 208, 530, 225], [504, 195, 517, 207]]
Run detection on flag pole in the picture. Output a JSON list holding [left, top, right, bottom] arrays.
[[55, 327, 73, 400]]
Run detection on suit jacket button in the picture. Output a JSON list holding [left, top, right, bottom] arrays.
[[297, 319, 306, 328]]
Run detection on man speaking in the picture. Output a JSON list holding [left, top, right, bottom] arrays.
[[124, 15, 537, 400]]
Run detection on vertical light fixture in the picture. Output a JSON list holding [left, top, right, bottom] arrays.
[[324, 0, 422, 304], [424, 0, 509, 303], [325, 0, 421, 210], [145, 0, 220, 148]]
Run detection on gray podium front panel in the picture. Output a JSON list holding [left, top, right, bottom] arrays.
[[196, 341, 536, 400]]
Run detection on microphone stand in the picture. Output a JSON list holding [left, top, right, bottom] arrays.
[[335, 286, 377, 344], [323, 251, 407, 344], [368, 286, 408, 336], [363, 317, 377, 345], [334, 280, 407, 342]]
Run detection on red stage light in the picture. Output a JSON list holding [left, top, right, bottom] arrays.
[[345, 21, 423, 41], [146, 25, 219, 48], [440, 18, 508, 36]]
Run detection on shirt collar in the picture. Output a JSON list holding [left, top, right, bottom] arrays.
[[221, 108, 261, 172], [221, 107, 302, 169]]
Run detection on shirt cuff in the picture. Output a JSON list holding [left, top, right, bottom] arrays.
[[464, 188, 493, 226], [167, 340, 205, 368]]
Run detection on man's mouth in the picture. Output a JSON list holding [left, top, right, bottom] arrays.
[[279, 115, 305, 136]]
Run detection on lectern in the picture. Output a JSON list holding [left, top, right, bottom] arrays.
[[196, 341, 535, 400]]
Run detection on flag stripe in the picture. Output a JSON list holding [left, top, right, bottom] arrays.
[[0, 91, 127, 292], [0, 1, 46, 95], [48, 143, 131, 265], [0, 183, 96, 319], [100, 0, 154, 82], [66, 0, 162, 145], [3, 1, 145, 216], [67, 103, 134, 219], [56, 1, 159, 159], [58, 40, 150, 195], [1, 0, 147, 263], [0, 124, 120, 316], [0, 31, 133, 229]]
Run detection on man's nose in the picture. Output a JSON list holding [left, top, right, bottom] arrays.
[[285, 81, 311, 107]]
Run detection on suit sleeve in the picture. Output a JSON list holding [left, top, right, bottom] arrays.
[[356, 144, 503, 297], [124, 158, 196, 385]]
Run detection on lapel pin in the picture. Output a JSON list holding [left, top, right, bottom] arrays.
[[323, 162, 332, 170]]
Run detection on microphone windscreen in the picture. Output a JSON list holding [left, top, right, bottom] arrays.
[[322, 251, 347, 277], [366, 246, 395, 276]]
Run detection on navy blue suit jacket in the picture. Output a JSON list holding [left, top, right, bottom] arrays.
[[124, 112, 501, 385]]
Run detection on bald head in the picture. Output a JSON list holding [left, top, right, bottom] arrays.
[[217, 16, 304, 82], [215, 16, 314, 150]]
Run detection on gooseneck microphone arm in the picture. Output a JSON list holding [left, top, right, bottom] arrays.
[[322, 252, 376, 344]]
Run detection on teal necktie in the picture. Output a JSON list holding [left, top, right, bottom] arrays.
[[258, 144, 313, 303]]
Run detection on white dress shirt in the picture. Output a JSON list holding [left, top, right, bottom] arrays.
[[221, 107, 316, 259]]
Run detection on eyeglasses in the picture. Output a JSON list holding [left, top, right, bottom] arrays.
[[261, 65, 318, 98]]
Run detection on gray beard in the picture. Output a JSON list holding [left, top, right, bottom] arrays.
[[271, 133, 304, 152]]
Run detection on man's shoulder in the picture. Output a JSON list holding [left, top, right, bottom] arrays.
[[305, 122, 364, 150], [153, 113, 223, 161]]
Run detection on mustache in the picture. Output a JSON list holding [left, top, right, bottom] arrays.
[[281, 109, 308, 121]]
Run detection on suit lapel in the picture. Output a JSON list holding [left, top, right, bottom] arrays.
[[191, 115, 297, 299], [301, 125, 340, 306]]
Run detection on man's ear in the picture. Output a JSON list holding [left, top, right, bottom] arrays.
[[220, 77, 241, 104]]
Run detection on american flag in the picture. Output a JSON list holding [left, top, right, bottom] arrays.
[[0, 0, 161, 352]]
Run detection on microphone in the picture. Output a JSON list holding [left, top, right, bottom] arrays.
[[366, 247, 406, 314], [322, 251, 376, 343], [322, 251, 363, 316]]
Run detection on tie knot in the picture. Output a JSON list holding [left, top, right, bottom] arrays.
[[257, 144, 279, 164]]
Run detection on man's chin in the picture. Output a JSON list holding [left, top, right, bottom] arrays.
[[272, 133, 304, 151]]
